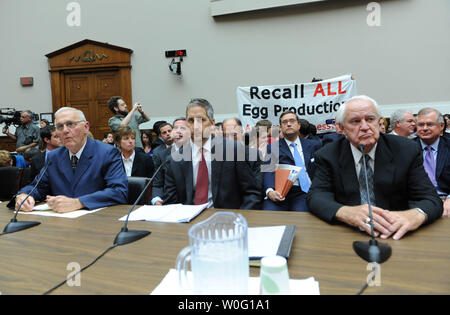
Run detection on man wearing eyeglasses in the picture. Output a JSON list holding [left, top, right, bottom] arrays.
[[415, 108, 450, 217], [15, 107, 128, 213], [262, 111, 321, 212], [2, 110, 40, 153]]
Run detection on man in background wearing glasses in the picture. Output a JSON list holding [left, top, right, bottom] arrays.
[[15, 107, 128, 213]]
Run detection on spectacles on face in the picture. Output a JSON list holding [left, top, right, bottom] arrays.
[[417, 122, 438, 128], [55, 120, 84, 131], [281, 118, 297, 125]]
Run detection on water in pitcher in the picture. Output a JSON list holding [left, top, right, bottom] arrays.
[[192, 243, 249, 295]]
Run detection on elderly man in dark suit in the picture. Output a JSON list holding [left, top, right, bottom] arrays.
[[307, 96, 442, 240], [164, 98, 261, 209], [415, 107, 450, 217]]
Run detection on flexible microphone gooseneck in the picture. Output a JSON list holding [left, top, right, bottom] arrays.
[[43, 159, 170, 295], [114, 159, 169, 246], [353, 144, 392, 294], [2, 161, 51, 235]]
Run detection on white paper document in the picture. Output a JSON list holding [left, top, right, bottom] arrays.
[[150, 269, 320, 295], [20, 204, 105, 218], [248, 226, 286, 258], [118, 203, 208, 223]]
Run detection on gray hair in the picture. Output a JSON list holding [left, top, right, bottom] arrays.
[[186, 98, 214, 122], [390, 109, 413, 129], [54, 107, 87, 122], [335, 95, 381, 126], [417, 107, 444, 124]]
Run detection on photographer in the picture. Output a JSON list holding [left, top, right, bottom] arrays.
[[107, 96, 150, 149], [2, 110, 40, 153]]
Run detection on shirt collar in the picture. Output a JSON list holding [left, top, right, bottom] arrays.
[[284, 136, 301, 149], [419, 138, 439, 151], [122, 150, 136, 162], [191, 136, 212, 154], [350, 142, 377, 164], [69, 139, 87, 160]]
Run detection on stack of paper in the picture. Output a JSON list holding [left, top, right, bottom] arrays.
[[118, 203, 209, 223], [150, 269, 320, 295], [20, 204, 105, 218]]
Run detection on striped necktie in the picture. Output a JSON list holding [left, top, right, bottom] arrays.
[[359, 154, 375, 205], [71, 155, 78, 172]]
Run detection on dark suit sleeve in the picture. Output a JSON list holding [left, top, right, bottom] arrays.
[[163, 159, 179, 205], [306, 150, 345, 223]]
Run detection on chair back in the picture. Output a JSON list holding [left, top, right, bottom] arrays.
[[127, 176, 151, 205], [0, 167, 22, 201]]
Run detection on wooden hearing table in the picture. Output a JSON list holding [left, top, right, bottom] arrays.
[[0, 204, 448, 295]]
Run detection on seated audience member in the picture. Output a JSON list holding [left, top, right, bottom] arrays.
[[39, 119, 50, 129], [0, 150, 13, 167], [223, 117, 244, 142], [30, 125, 62, 179], [151, 120, 168, 150], [263, 111, 321, 212], [390, 109, 416, 138], [11, 154, 28, 168], [164, 98, 261, 209], [102, 132, 115, 145], [213, 122, 223, 137], [151, 117, 190, 205], [444, 114, 450, 138], [379, 117, 387, 133], [256, 119, 275, 144], [415, 108, 450, 217], [141, 130, 153, 155], [152, 122, 174, 156], [224, 117, 262, 198], [115, 126, 155, 178], [307, 96, 443, 240], [15, 107, 128, 213]]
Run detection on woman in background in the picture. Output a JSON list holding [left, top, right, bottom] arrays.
[[141, 130, 153, 155]]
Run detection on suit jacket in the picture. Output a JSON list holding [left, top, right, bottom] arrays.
[[163, 137, 261, 209], [131, 150, 155, 178], [414, 136, 450, 195], [306, 134, 443, 224], [263, 138, 321, 193], [151, 145, 173, 201], [19, 137, 128, 209]]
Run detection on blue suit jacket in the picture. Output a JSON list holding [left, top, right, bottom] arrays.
[[19, 137, 128, 209], [263, 138, 321, 193]]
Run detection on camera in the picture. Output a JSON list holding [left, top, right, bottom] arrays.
[[0, 108, 22, 128]]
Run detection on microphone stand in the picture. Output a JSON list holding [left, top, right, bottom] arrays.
[[2, 162, 51, 234], [113, 159, 169, 246], [352, 145, 392, 293]]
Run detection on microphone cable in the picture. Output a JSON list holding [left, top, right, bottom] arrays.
[[42, 243, 117, 295]]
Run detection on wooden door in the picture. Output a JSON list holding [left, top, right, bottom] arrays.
[[65, 70, 121, 140]]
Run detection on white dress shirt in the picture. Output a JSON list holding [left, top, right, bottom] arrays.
[[121, 150, 135, 177]]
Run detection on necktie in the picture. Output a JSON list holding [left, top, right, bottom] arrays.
[[290, 142, 311, 192], [195, 148, 209, 205], [71, 155, 78, 172], [359, 154, 376, 205], [424, 146, 437, 186]]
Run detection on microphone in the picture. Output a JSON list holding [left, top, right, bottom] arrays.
[[353, 144, 392, 264], [113, 159, 170, 246], [3, 161, 51, 234]]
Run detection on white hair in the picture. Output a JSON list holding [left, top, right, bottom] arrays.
[[54, 107, 87, 121], [335, 95, 382, 126]]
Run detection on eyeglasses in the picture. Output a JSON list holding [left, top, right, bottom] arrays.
[[281, 118, 298, 125], [417, 122, 438, 128], [55, 120, 84, 131]]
